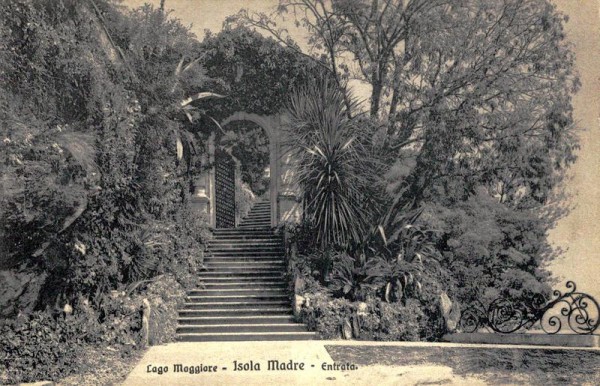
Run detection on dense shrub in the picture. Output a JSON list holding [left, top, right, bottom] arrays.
[[298, 287, 425, 341], [374, 301, 422, 341], [0, 312, 85, 383], [0, 274, 185, 384], [421, 191, 553, 307], [95, 293, 142, 346], [300, 292, 353, 339], [1, 1, 213, 311], [236, 182, 257, 221], [142, 274, 186, 345]]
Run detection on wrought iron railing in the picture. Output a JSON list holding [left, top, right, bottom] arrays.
[[459, 281, 600, 335]]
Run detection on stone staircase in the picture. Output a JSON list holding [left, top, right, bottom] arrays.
[[238, 199, 271, 228], [176, 200, 315, 341]]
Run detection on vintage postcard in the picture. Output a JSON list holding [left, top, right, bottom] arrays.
[[1, 0, 599, 385]]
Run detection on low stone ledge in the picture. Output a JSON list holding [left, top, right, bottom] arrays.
[[442, 332, 600, 348]]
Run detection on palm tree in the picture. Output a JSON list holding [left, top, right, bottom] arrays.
[[285, 77, 373, 249]]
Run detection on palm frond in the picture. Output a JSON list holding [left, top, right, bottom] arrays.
[[285, 77, 374, 249]]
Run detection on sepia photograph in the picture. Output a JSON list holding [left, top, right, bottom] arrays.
[[1, 0, 599, 385]]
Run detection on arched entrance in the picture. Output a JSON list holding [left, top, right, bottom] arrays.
[[190, 111, 302, 228], [219, 112, 279, 227]]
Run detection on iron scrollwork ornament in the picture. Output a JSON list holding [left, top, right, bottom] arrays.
[[458, 281, 600, 335]]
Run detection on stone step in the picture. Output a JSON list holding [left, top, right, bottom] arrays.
[[248, 203, 270, 207], [201, 267, 284, 275], [188, 288, 287, 296], [207, 255, 284, 260], [207, 251, 284, 256], [213, 228, 282, 238], [199, 281, 286, 289], [177, 323, 307, 334], [207, 254, 284, 259], [204, 253, 286, 265], [209, 238, 281, 244], [206, 260, 285, 271], [199, 276, 286, 282], [247, 209, 270, 214], [242, 216, 271, 221], [205, 257, 284, 263], [208, 242, 283, 248], [201, 265, 284, 271], [198, 274, 284, 280], [213, 228, 275, 234], [207, 255, 284, 261], [207, 246, 285, 255], [242, 216, 270, 221], [207, 247, 282, 252], [212, 233, 279, 239], [186, 294, 288, 303], [210, 239, 280, 244], [239, 223, 271, 227], [205, 258, 283, 263], [177, 315, 295, 325], [199, 275, 284, 281], [209, 251, 284, 256], [177, 331, 316, 342], [178, 307, 292, 317], [212, 234, 275, 238], [183, 300, 289, 309]]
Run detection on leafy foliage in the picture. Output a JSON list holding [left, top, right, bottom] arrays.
[[329, 253, 372, 300], [273, 0, 579, 334], [199, 26, 321, 121], [220, 121, 270, 195], [0, 312, 84, 383], [298, 290, 424, 341], [0, 1, 212, 311], [143, 274, 186, 345], [421, 191, 553, 306], [286, 77, 385, 249]]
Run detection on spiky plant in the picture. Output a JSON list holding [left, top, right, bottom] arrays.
[[286, 77, 375, 249]]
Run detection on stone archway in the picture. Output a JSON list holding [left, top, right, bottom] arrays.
[[189, 111, 302, 228], [220, 112, 279, 227]]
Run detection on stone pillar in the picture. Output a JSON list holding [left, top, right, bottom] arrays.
[[190, 173, 210, 217], [277, 147, 302, 224]]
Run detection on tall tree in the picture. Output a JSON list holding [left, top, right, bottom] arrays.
[[232, 0, 447, 117], [234, 0, 578, 223], [233, 0, 580, 303]]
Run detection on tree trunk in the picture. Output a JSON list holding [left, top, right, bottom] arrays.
[[370, 79, 383, 117]]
